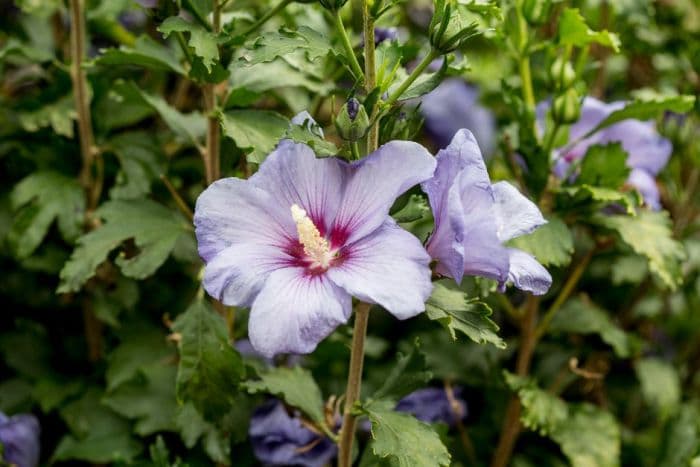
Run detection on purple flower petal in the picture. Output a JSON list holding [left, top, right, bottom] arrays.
[[250, 140, 345, 234], [0, 413, 40, 467], [492, 181, 547, 242], [506, 249, 552, 295], [628, 168, 661, 210], [248, 268, 352, 357], [600, 119, 672, 175], [327, 220, 432, 319], [396, 387, 467, 425], [332, 140, 436, 244]]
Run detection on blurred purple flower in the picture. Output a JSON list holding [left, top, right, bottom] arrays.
[[249, 400, 336, 467], [396, 387, 467, 426], [421, 79, 497, 156], [135, 0, 158, 7], [195, 133, 435, 357], [119, 10, 148, 31], [0, 412, 40, 467], [374, 27, 399, 45], [421, 130, 551, 295], [541, 96, 672, 209]]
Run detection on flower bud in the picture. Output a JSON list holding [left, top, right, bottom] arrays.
[[429, 0, 478, 53], [335, 98, 370, 141], [549, 57, 576, 89], [318, 0, 348, 11], [552, 88, 581, 124], [522, 0, 552, 25]]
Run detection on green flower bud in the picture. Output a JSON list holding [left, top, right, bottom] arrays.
[[552, 88, 582, 124], [335, 98, 370, 141], [318, 0, 348, 11], [429, 0, 478, 53], [549, 57, 576, 89], [522, 0, 552, 25]]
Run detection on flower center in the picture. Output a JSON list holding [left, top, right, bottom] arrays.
[[291, 204, 333, 269]]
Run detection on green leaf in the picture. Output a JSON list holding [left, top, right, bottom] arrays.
[[597, 211, 685, 290], [94, 80, 157, 132], [558, 8, 620, 51], [375, 40, 403, 93], [611, 255, 648, 285], [159, 17, 220, 73], [57, 200, 191, 293], [54, 388, 142, 463], [136, 88, 207, 146], [658, 404, 700, 467], [8, 171, 85, 259], [372, 340, 432, 403], [508, 216, 574, 267], [0, 379, 33, 413], [18, 93, 77, 137], [103, 363, 178, 436], [390, 58, 448, 102], [577, 143, 630, 189], [245, 366, 325, 424], [558, 184, 639, 215], [549, 297, 633, 358], [106, 325, 173, 391], [503, 372, 568, 436], [425, 280, 505, 348], [635, 357, 681, 418], [172, 299, 245, 421], [95, 35, 186, 75], [174, 403, 231, 463], [391, 195, 430, 224], [32, 378, 83, 413], [590, 95, 696, 135], [219, 109, 289, 163], [240, 27, 331, 65], [107, 132, 162, 200], [361, 401, 451, 467]]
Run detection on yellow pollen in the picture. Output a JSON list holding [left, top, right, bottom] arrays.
[[291, 204, 332, 268]]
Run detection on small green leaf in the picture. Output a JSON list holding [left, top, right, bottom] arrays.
[[635, 358, 681, 418], [558, 8, 620, 51], [425, 280, 505, 348], [245, 366, 325, 424], [136, 88, 206, 146], [558, 184, 639, 215], [172, 299, 245, 421], [577, 143, 630, 189], [391, 195, 430, 224], [57, 200, 191, 293], [240, 27, 331, 65], [503, 372, 568, 436], [508, 216, 574, 267], [8, 171, 85, 259], [18, 93, 77, 138], [590, 95, 696, 135], [372, 340, 432, 403], [597, 211, 685, 290], [658, 404, 700, 467], [549, 297, 633, 358], [390, 58, 448, 101], [95, 35, 186, 75], [159, 16, 221, 73], [219, 109, 289, 163], [361, 401, 451, 467], [284, 124, 338, 157], [106, 325, 173, 391], [108, 132, 162, 200]]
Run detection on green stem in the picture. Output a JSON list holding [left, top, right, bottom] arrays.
[[542, 122, 560, 157], [239, 0, 293, 38], [337, 302, 371, 467], [334, 10, 365, 83], [350, 141, 360, 160], [384, 49, 438, 107], [515, 0, 537, 136], [362, 4, 377, 151], [174, 31, 194, 65], [203, 0, 222, 184]]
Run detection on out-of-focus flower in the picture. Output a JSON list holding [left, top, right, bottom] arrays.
[[396, 387, 467, 426], [250, 400, 336, 467], [374, 27, 399, 45], [540, 96, 672, 210], [195, 121, 436, 357], [0, 412, 40, 467], [135, 0, 158, 8], [421, 79, 496, 156], [421, 130, 552, 295]]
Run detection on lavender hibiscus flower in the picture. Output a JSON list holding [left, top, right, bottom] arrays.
[[396, 387, 467, 426], [421, 79, 496, 156], [422, 129, 551, 295], [249, 400, 336, 467], [195, 138, 436, 357], [0, 412, 40, 467], [541, 96, 672, 209]]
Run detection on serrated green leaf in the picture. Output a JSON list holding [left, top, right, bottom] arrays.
[[172, 299, 245, 421], [549, 297, 633, 358], [611, 255, 648, 285], [577, 143, 630, 189], [590, 95, 696, 135], [18, 93, 77, 137], [159, 16, 219, 72], [219, 109, 289, 163], [558, 184, 639, 215], [658, 404, 700, 467], [240, 27, 331, 65], [390, 58, 447, 102], [558, 8, 620, 51], [597, 211, 685, 290], [283, 124, 338, 157], [106, 325, 173, 391], [57, 200, 191, 293], [95, 35, 186, 75], [245, 366, 325, 423], [136, 88, 206, 146], [372, 340, 432, 403], [635, 357, 681, 418], [508, 216, 574, 267], [174, 402, 233, 463], [8, 171, 85, 259], [425, 280, 505, 348], [361, 401, 451, 467], [391, 194, 430, 224], [32, 378, 83, 413], [107, 132, 162, 200], [503, 372, 568, 436], [94, 80, 157, 132]]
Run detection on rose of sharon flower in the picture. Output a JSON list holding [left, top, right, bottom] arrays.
[[540, 96, 672, 210], [195, 139, 436, 357], [421, 130, 552, 295], [421, 79, 497, 156], [396, 387, 467, 426], [0, 412, 40, 467], [249, 400, 336, 467]]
